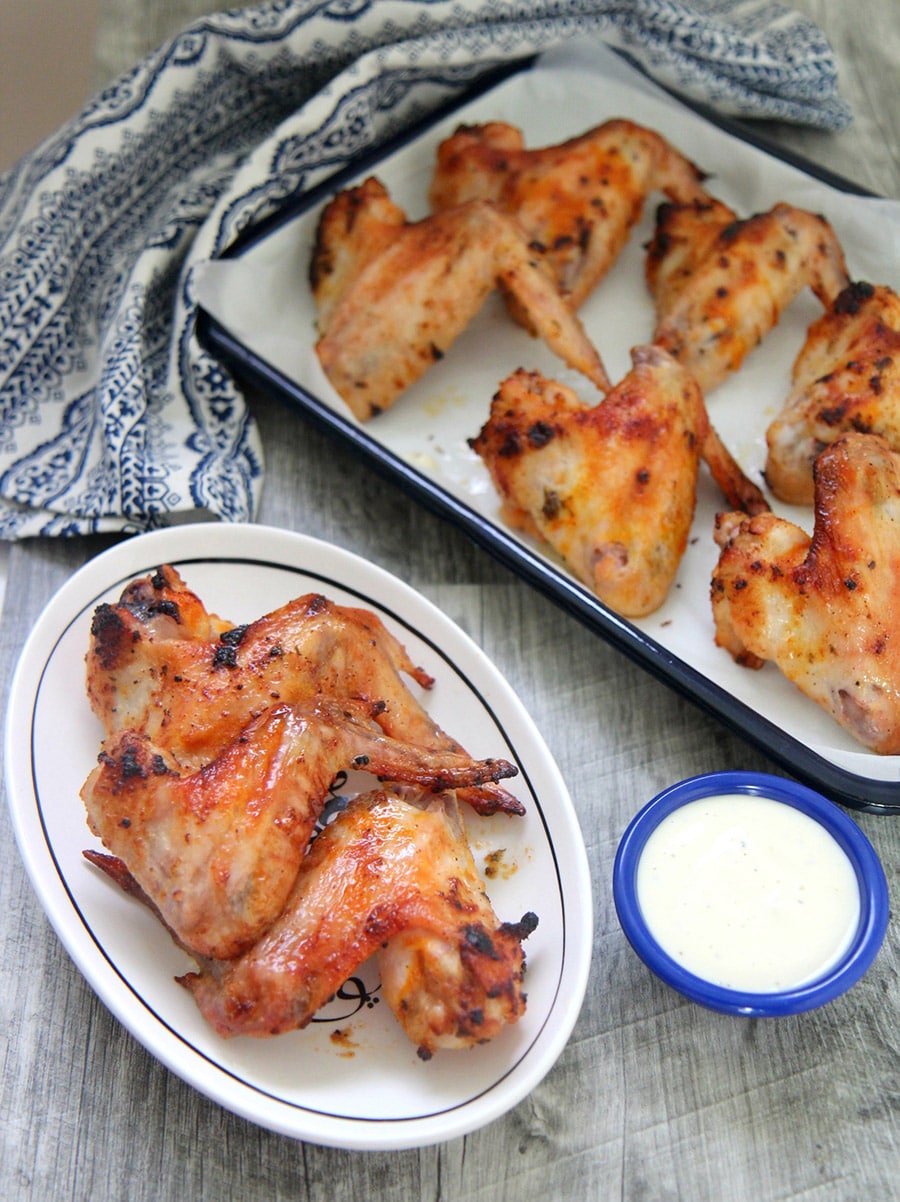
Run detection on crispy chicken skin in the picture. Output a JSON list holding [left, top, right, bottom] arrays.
[[310, 176, 610, 420], [765, 281, 900, 504], [309, 174, 406, 332], [648, 199, 850, 392], [645, 195, 741, 318], [470, 347, 708, 617], [179, 788, 537, 1054], [91, 563, 235, 644], [429, 119, 709, 309], [711, 432, 900, 753], [81, 699, 517, 960], [87, 566, 522, 816]]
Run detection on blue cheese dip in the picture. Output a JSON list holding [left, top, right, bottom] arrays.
[[635, 794, 861, 993]]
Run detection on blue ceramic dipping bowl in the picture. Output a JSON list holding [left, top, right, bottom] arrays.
[[613, 772, 889, 1016]]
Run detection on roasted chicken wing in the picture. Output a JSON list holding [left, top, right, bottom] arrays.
[[310, 176, 610, 420], [429, 119, 709, 309], [765, 281, 900, 504], [711, 432, 900, 753], [179, 787, 538, 1055], [87, 567, 522, 816], [469, 346, 709, 616], [648, 199, 850, 392], [81, 699, 516, 960]]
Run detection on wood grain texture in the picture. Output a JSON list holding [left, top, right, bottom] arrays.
[[2, 4, 899, 1200]]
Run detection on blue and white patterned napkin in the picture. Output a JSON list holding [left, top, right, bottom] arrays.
[[0, 1, 852, 538]]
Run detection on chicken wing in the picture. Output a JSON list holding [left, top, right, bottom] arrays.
[[179, 787, 537, 1054], [81, 699, 517, 960], [87, 567, 523, 816], [765, 281, 900, 504], [469, 346, 708, 617], [648, 200, 850, 392], [310, 176, 609, 420], [711, 432, 900, 753], [429, 119, 709, 310]]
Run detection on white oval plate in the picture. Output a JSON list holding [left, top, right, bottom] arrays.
[[5, 523, 592, 1150]]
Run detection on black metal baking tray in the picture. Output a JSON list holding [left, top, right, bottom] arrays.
[[197, 41, 900, 812]]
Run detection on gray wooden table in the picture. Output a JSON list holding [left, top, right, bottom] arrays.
[[3, 3, 899, 1199]]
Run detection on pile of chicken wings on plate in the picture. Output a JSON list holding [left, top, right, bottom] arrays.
[[311, 117, 900, 754], [82, 566, 537, 1055]]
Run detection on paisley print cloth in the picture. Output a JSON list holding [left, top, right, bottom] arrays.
[[0, 1, 852, 537]]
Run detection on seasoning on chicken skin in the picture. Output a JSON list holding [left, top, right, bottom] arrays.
[[179, 787, 538, 1055], [87, 566, 523, 817], [645, 195, 741, 319], [470, 347, 709, 617], [711, 432, 900, 754], [310, 176, 610, 420], [429, 118, 709, 309], [765, 281, 900, 504], [81, 698, 517, 960], [648, 199, 850, 392]]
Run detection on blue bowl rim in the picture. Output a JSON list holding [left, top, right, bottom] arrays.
[[613, 771, 890, 1016]]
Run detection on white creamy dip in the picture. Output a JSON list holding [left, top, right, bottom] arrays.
[[635, 794, 861, 993]]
